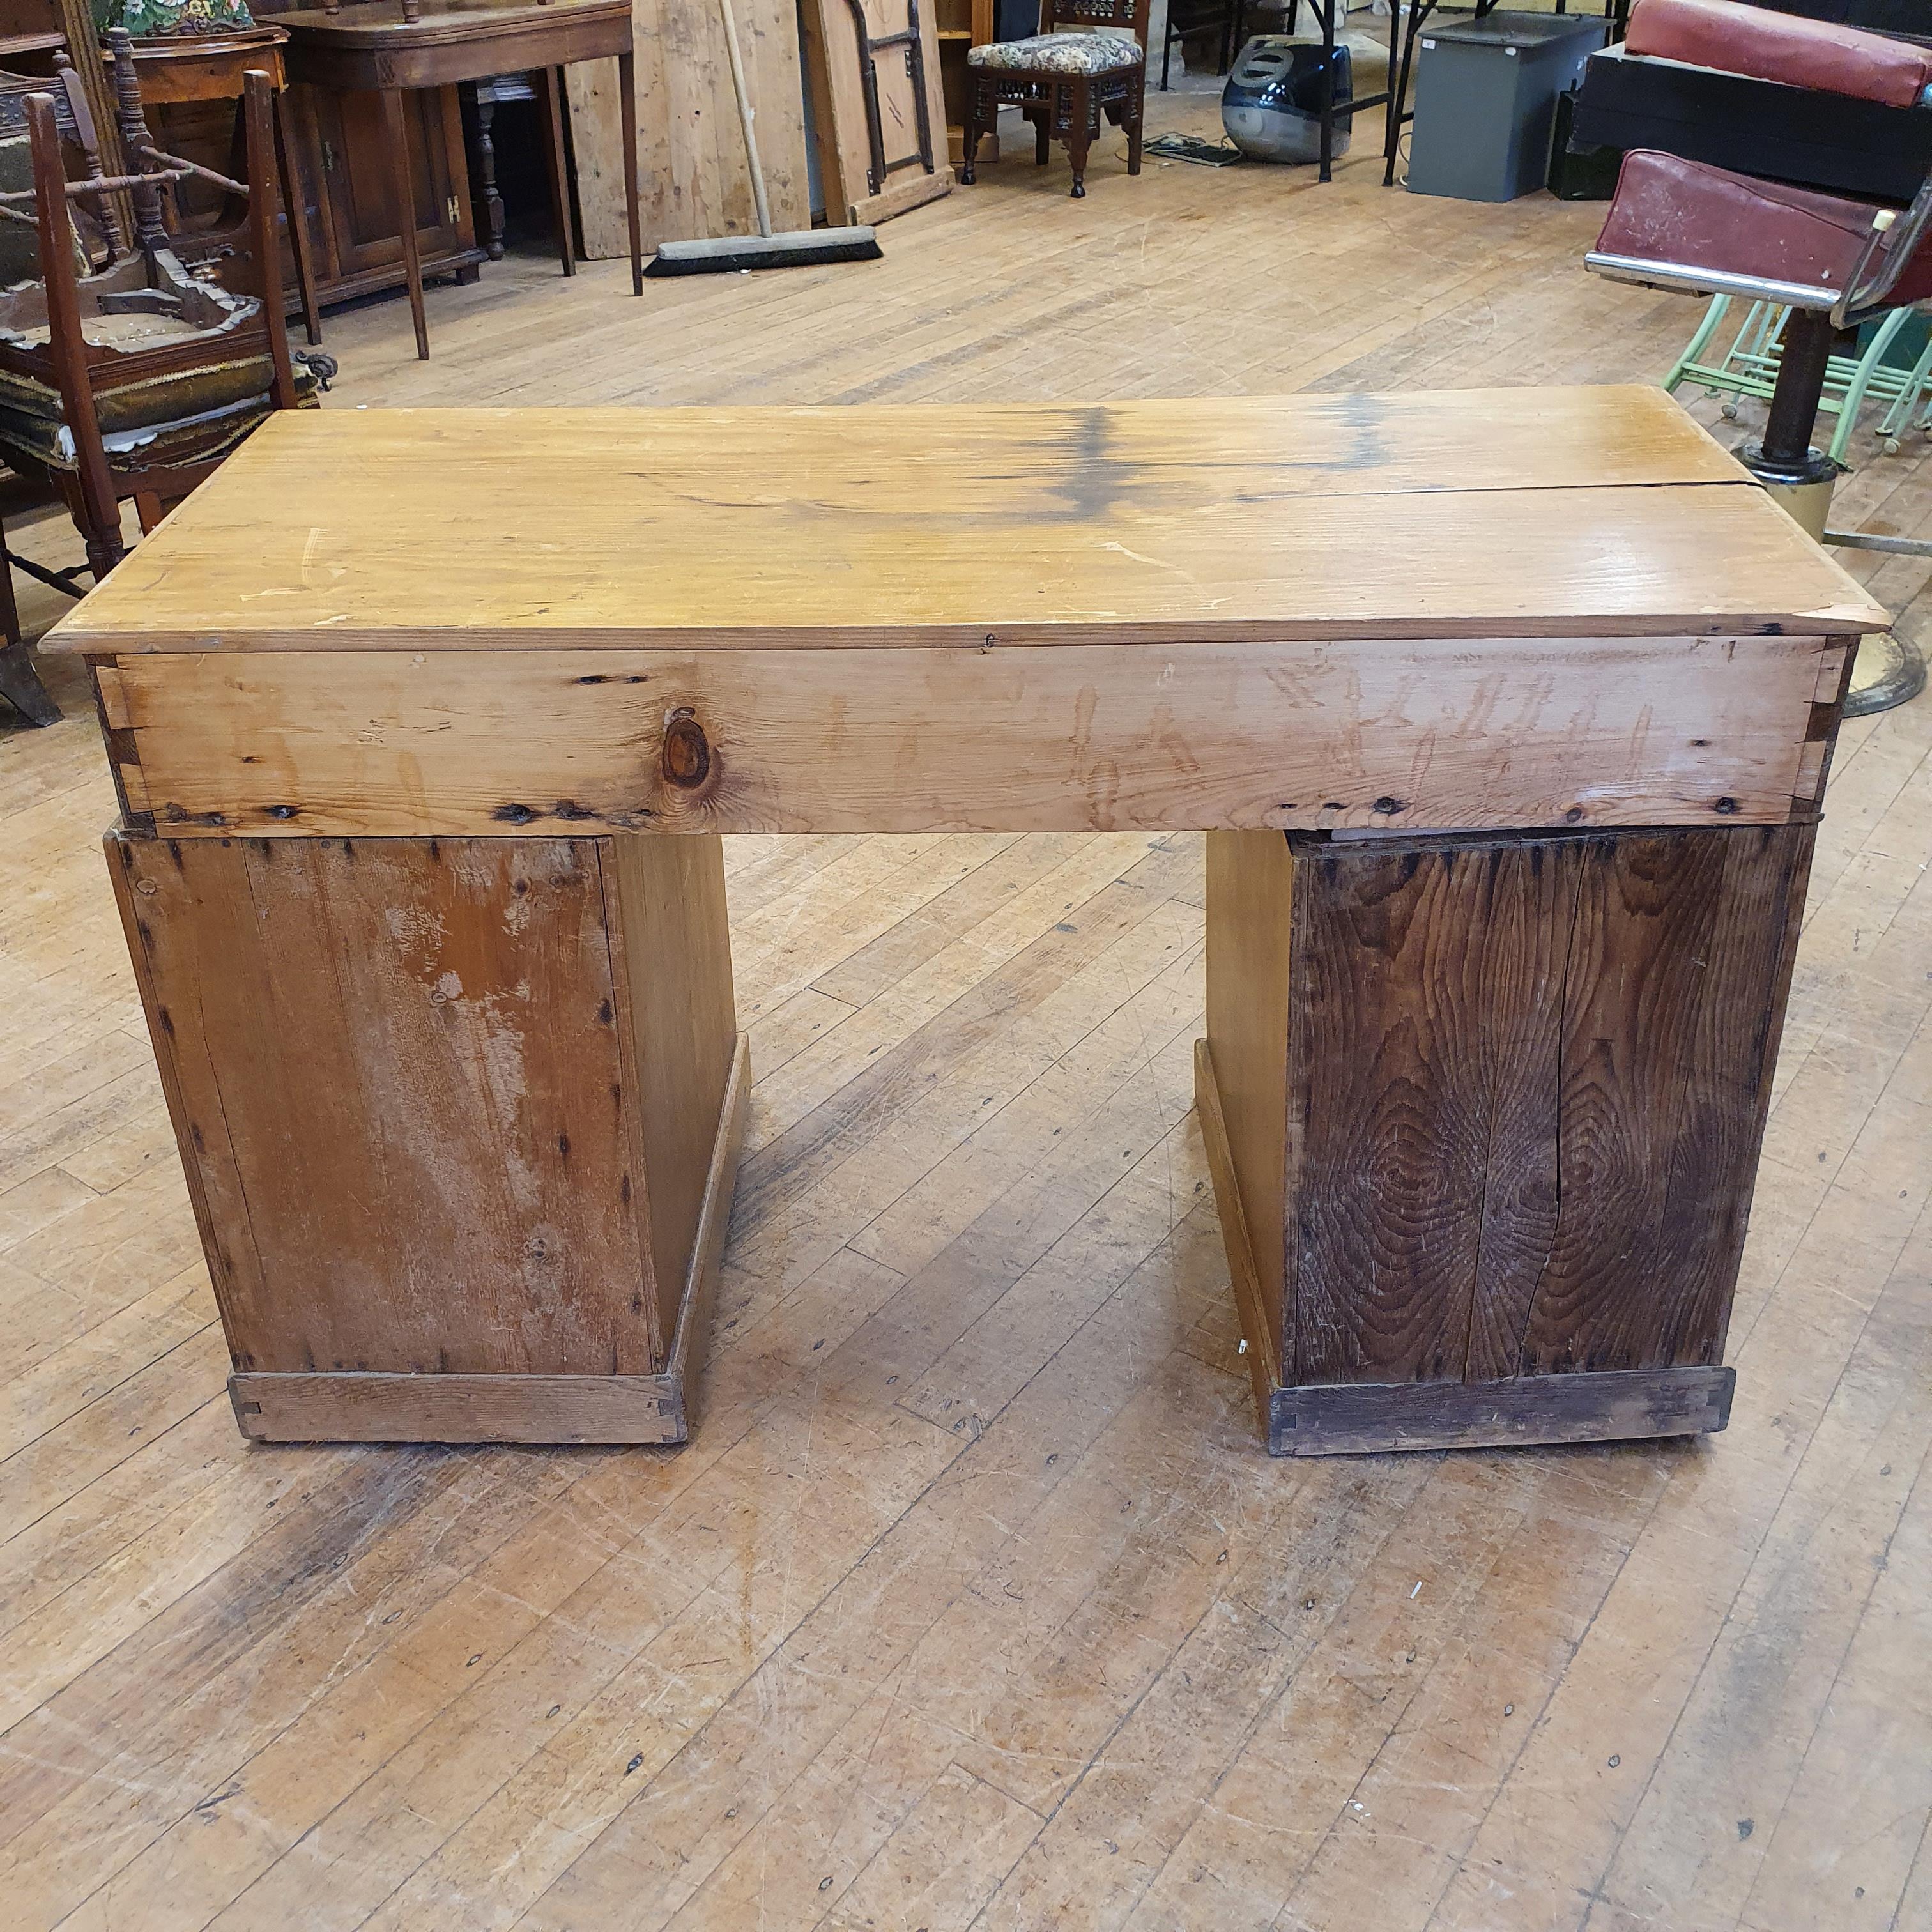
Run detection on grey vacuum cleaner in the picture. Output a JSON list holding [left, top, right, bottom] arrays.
[[1222, 36, 1353, 164]]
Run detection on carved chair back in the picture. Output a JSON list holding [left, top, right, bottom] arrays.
[[1042, 0, 1151, 45], [0, 33, 298, 579]]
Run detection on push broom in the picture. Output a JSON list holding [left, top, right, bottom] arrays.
[[647, 0, 883, 275]]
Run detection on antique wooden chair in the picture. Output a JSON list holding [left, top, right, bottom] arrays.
[[959, 0, 1149, 198], [0, 33, 321, 724]]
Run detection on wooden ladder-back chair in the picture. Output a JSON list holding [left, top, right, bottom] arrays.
[[959, 0, 1150, 198], [0, 32, 323, 727]]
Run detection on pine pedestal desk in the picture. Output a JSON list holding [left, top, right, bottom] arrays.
[[47, 388, 1887, 1454]]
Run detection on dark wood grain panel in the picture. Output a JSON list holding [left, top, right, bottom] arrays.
[[1519, 824, 1814, 1374], [1462, 842, 1572, 1383], [1269, 1366, 1735, 1455], [1287, 838, 1571, 1386], [1221, 822, 1814, 1429]]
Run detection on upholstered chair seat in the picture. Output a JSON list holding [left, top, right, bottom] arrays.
[[967, 29, 1142, 74]]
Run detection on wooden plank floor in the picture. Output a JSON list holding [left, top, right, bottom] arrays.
[[3, 91, 1931, 1932]]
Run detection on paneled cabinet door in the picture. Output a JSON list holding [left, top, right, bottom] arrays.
[[285, 79, 480, 299]]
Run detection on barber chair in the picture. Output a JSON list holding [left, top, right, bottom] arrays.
[[1584, 0, 1932, 713], [1572, 0, 1932, 203]]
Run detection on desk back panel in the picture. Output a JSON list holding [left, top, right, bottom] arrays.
[[96, 632, 1836, 838]]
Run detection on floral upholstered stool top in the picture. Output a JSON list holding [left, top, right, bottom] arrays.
[[959, 0, 1149, 197], [966, 25, 1140, 72], [93, 0, 257, 37]]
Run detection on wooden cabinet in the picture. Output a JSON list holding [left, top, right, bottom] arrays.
[[249, 0, 483, 308], [282, 80, 482, 303], [107, 829, 746, 1445], [1199, 822, 1815, 1454], [152, 77, 482, 311]]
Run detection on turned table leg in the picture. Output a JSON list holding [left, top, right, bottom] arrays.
[[108, 829, 744, 1445], [474, 91, 507, 260], [1200, 822, 1814, 1455]]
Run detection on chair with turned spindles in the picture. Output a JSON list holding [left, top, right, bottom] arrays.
[[0, 31, 324, 724]]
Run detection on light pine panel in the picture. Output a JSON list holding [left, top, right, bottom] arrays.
[[105, 833, 664, 1376], [799, 0, 951, 226], [105, 632, 1827, 836], [565, 0, 811, 256]]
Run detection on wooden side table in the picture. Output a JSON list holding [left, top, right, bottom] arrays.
[[277, 0, 641, 359], [111, 26, 325, 345]]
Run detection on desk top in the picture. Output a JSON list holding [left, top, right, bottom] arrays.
[[49, 387, 1886, 656]]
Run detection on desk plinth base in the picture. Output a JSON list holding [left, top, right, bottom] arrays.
[[110, 829, 743, 1447], [1199, 822, 1813, 1459]]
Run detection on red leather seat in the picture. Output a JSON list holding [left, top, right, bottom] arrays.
[[1591, 149, 1932, 312], [1586, 0, 1932, 498], [1624, 0, 1932, 109]]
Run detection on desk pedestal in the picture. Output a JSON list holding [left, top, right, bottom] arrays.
[[107, 829, 744, 1445], [1199, 824, 1812, 1455], [111, 818, 1808, 1457]]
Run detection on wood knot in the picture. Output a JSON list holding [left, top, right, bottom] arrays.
[[662, 709, 712, 792]]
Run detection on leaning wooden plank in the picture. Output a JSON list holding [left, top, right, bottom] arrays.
[[1268, 1367, 1736, 1455], [103, 633, 1827, 838], [564, 62, 645, 258], [567, 0, 811, 253], [799, 0, 951, 226]]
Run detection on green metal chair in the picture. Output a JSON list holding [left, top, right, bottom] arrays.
[[1665, 296, 1932, 463]]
